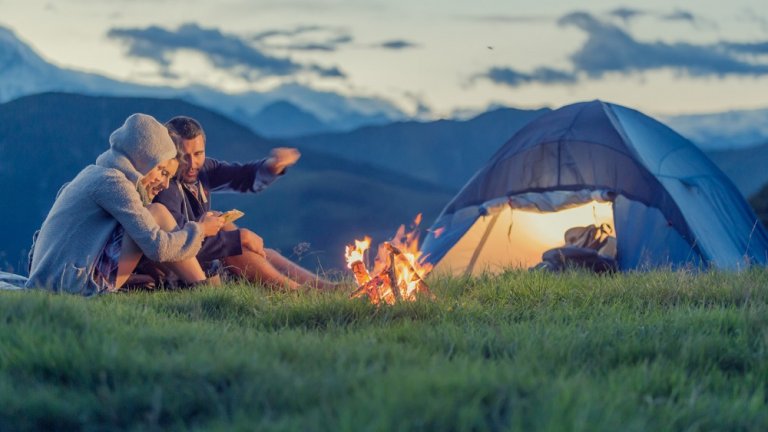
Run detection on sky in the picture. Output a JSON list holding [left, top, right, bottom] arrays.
[[2, 0, 768, 118]]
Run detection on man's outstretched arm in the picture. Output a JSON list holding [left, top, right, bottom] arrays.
[[204, 148, 301, 193]]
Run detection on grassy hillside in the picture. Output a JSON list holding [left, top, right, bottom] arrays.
[[2, 270, 767, 430]]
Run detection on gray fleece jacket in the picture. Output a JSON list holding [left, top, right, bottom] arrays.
[[26, 113, 205, 295]]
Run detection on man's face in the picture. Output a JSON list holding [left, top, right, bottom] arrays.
[[180, 135, 206, 184]]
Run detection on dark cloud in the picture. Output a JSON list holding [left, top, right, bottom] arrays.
[[108, 23, 345, 80], [661, 10, 696, 23], [309, 64, 345, 78], [559, 12, 768, 77], [377, 40, 417, 50], [721, 41, 768, 55], [252, 25, 353, 52], [481, 67, 577, 87], [607, 7, 711, 29], [608, 7, 647, 23], [251, 25, 326, 41], [271, 34, 354, 52], [478, 11, 768, 88], [402, 91, 432, 118]]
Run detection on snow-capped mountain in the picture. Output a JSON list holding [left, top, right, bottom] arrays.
[[0, 26, 405, 135]]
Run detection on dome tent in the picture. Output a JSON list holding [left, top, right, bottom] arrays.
[[420, 100, 768, 275]]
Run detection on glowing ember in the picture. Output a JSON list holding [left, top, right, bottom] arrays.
[[344, 214, 434, 305]]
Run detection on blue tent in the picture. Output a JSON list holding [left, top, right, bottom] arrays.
[[420, 100, 768, 275]]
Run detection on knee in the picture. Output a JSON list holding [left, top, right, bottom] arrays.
[[146, 203, 177, 231], [239, 228, 257, 242]]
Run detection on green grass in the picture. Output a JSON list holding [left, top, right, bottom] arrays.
[[2, 269, 768, 431]]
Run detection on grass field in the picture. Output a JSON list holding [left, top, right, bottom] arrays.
[[1, 269, 768, 431]]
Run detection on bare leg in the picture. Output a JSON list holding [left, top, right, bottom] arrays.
[[114, 203, 207, 289], [218, 224, 299, 289], [220, 226, 334, 290], [264, 248, 336, 290], [224, 251, 301, 290]]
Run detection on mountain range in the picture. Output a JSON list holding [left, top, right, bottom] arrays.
[[0, 26, 403, 138], [289, 107, 551, 189], [0, 93, 453, 273], [662, 109, 768, 150], [707, 140, 768, 198], [4, 25, 768, 147]]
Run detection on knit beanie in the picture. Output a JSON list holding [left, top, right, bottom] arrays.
[[109, 113, 177, 176]]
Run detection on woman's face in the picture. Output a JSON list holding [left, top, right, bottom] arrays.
[[140, 158, 179, 200]]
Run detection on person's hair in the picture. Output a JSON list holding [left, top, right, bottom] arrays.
[[165, 127, 188, 177], [165, 116, 206, 142]]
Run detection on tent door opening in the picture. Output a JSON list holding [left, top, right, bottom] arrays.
[[435, 199, 615, 276]]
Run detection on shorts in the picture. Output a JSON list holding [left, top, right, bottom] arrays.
[[92, 226, 124, 292]]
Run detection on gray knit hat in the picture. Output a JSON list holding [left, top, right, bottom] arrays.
[[109, 113, 177, 175]]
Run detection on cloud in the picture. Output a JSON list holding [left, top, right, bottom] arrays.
[[377, 40, 417, 50], [477, 11, 768, 88], [559, 12, 768, 77], [607, 7, 712, 29], [251, 25, 326, 41], [108, 23, 346, 80], [608, 7, 647, 23], [661, 9, 696, 23], [402, 91, 432, 118], [722, 41, 768, 55], [481, 67, 577, 87], [252, 25, 353, 52]]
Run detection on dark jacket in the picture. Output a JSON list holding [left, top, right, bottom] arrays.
[[153, 158, 279, 265]]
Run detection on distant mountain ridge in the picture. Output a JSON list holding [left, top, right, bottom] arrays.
[[0, 25, 404, 137], [662, 108, 768, 150], [250, 101, 328, 137], [706, 140, 768, 198], [290, 107, 552, 190], [0, 92, 452, 272]]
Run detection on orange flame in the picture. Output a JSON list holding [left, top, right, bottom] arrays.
[[344, 236, 371, 268], [345, 214, 434, 305]]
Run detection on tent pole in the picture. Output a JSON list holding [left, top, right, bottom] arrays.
[[465, 211, 502, 277]]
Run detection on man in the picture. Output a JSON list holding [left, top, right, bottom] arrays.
[[152, 115, 334, 290]]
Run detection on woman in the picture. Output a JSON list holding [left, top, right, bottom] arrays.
[[26, 113, 224, 295]]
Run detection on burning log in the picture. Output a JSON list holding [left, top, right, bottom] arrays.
[[349, 273, 387, 302], [344, 215, 434, 305], [345, 237, 372, 287], [350, 261, 371, 287], [383, 243, 435, 301], [387, 247, 402, 302]]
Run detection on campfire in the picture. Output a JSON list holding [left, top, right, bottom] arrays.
[[344, 214, 435, 305]]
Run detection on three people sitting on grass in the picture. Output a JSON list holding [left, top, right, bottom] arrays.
[[23, 112, 335, 295]]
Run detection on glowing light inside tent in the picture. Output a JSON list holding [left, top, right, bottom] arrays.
[[517, 200, 613, 247], [434, 200, 615, 275]]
